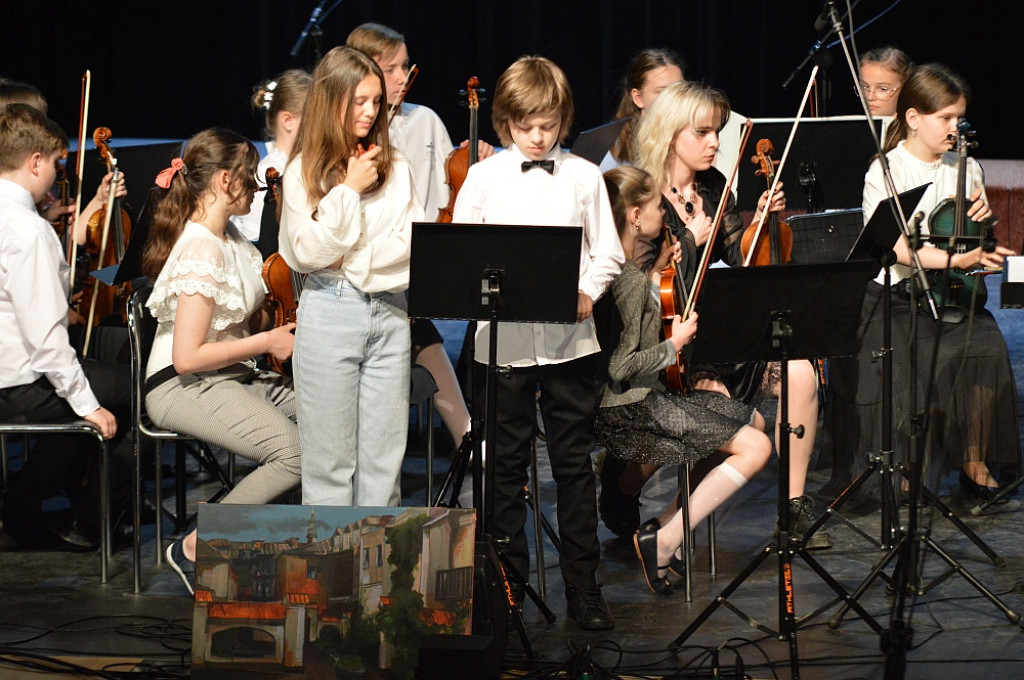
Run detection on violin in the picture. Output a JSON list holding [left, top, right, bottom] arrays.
[[927, 119, 997, 314], [80, 127, 132, 357], [741, 139, 792, 266], [437, 76, 482, 223], [260, 167, 303, 375], [658, 226, 688, 391], [659, 121, 754, 390], [388, 64, 419, 125]]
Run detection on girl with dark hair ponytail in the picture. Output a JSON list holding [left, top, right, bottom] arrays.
[[828, 64, 1020, 502], [143, 127, 301, 595]]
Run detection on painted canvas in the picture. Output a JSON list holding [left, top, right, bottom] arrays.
[[191, 504, 476, 679]]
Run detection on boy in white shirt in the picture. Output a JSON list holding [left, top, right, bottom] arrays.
[[0, 104, 130, 550], [453, 56, 625, 631]]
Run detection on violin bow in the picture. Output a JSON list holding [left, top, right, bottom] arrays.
[[683, 119, 754, 319], [67, 70, 91, 302], [742, 64, 819, 267], [388, 64, 419, 124]]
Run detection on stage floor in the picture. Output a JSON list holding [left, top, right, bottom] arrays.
[[2, 281, 1023, 679]]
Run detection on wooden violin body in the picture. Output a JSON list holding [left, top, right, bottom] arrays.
[[79, 127, 132, 356], [741, 138, 792, 266], [658, 226, 688, 391], [437, 77, 481, 223], [259, 167, 301, 375]]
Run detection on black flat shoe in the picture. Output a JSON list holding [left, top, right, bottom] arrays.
[[959, 470, 1009, 504], [633, 525, 672, 595]]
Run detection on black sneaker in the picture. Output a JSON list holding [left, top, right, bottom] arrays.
[[165, 539, 195, 595], [565, 586, 614, 631], [778, 496, 832, 550], [598, 452, 640, 539]]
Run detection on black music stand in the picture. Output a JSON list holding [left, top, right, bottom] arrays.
[[738, 117, 882, 213], [408, 221, 582, 658], [675, 260, 879, 677], [570, 118, 629, 166], [810, 185, 930, 559]]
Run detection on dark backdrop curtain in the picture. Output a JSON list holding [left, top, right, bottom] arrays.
[[1, 1, 1019, 158]]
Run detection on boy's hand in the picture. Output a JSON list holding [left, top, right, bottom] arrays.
[[458, 139, 496, 160], [84, 406, 117, 439], [576, 291, 593, 323]]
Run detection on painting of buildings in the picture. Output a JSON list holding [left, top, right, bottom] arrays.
[[191, 504, 476, 679]]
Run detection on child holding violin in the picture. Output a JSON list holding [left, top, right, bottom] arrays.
[[452, 55, 624, 631], [0, 79, 127, 257], [0, 103, 132, 552], [827, 63, 1020, 501], [598, 165, 772, 594], [601, 80, 831, 549], [279, 46, 420, 508], [141, 128, 301, 594]]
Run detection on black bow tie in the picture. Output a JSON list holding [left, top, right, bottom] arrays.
[[521, 159, 555, 174]]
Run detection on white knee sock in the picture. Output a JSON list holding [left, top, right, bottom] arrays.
[[659, 461, 748, 566]]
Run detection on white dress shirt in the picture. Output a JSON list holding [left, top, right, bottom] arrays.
[[390, 102, 454, 219], [452, 145, 625, 367], [278, 154, 422, 294], [0, 178, 100, 416]]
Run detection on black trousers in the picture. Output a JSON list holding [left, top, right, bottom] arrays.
[[1, 359, 132, 545], [474, 354, 602, 593]]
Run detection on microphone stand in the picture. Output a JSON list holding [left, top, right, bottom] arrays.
[[289, 0, 344, 64], [817, 6, 1020, 679]]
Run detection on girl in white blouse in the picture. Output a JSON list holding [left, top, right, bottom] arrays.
[[141, 128, 300, 594], [279, 46, 421, 507]]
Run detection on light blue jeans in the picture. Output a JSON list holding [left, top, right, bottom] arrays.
[[294, 274, 410, 506]]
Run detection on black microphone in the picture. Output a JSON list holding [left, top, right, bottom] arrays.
[[814, 1, 838, 32], [290, 0, 330, 58], [909, 211, 925, 243]]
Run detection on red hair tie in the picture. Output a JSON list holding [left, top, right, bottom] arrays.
[[155, 157, 187, 189]]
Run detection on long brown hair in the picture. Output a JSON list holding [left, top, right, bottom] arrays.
[[142, 128, 259, 278], [610, 48, 684, 164], [884, 63, 970, 153], [291, 46, 392, 209]]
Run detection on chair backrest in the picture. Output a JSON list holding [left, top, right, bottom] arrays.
[[126, 284, 157, 425]]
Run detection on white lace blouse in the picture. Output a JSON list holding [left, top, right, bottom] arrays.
[[145, 221, 265, 379]]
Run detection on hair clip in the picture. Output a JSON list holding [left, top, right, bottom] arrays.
[[262, 80, 277, 110], [155, 157, 187, 189]]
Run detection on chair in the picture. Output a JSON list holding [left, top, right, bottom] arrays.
[[127, 284, 232, 593], [409, 364, 438, 505], [677, 462, 717, 603], [0, 419, 113, 584]]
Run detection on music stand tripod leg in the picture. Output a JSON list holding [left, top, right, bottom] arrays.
[[478, 271, 557, 658]]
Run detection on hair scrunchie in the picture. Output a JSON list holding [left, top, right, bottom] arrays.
[[155, 158, 187, 189]]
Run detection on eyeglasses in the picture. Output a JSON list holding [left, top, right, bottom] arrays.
[[856, 82, 900, 99]]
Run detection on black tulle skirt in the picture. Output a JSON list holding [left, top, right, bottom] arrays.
[[595, 389, 755, 466], [825, 281, 1021, 493]]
